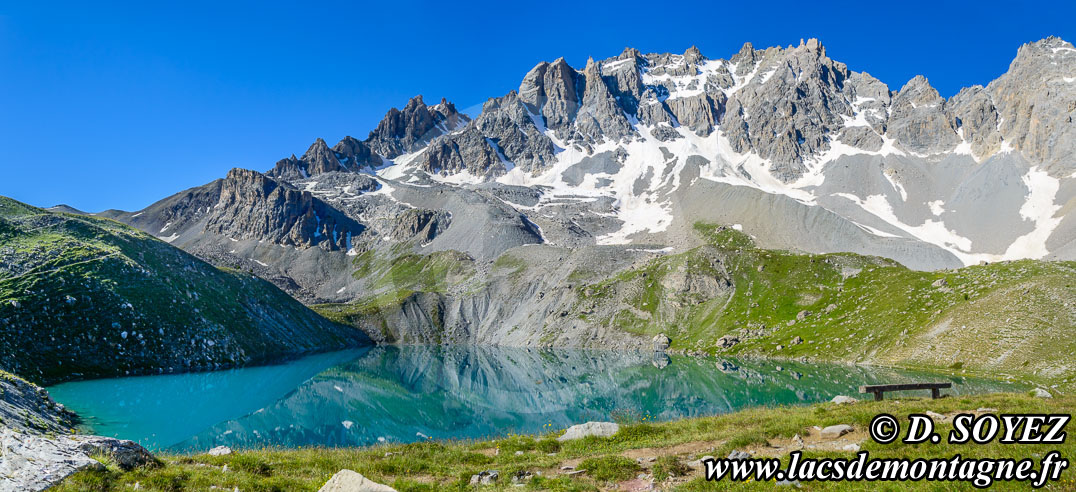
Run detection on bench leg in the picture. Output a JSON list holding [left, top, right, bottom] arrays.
[[874, 392, 883, 401], [931, 388, 940, 399]]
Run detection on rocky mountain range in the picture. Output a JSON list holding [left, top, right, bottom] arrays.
[[94, 37, 1076, 348]]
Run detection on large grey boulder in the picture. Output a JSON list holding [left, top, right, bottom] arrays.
[[0, 429, 158, 492], [72, 435, 159, 470], [557, 421, 620, 441], [318, 469, 397, 492], [652, 333, 671, 352]]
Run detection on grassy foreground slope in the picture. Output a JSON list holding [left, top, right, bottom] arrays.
[[57, 392, 1074, 491], [579, 224, 1076, 391], [0, 197, 368, 384]]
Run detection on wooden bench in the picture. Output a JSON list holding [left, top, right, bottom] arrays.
[[858, 382, 952, 401]]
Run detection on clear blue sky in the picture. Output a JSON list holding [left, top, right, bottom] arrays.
[[1, 1, 1073, 212]]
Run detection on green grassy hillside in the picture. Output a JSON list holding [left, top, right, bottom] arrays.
[[0, 197, 369, 384], [583, 224, 1076, 391]]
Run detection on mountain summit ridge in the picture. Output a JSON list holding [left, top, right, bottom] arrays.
[[98, 37, 1075, 311]]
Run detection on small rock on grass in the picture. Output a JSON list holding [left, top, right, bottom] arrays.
[[1032, 388, 1053, 398], [207, 446, 232, 456], [727, 450, 751, 460], [830, 395, 857, 405], [557, 421, 619, 441], [820, 424, 853, 439], [318, 469, 396, 492], [469, 470, 499, 486]]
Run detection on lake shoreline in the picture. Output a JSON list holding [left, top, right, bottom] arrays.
[[46, 346, 1026, 453], [51, 391, 1073, 491]]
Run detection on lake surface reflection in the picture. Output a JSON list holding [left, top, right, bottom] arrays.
[[48, 346, 1022, 451]]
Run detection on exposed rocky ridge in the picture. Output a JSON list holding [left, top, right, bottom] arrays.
[[367, 95, 468, 159], [207, 169, 364, 251], [268, 137, 384, 180], [375, 37, 1073, 184], [0, 197, 370, 385], [0, 371, 75, 435], [987, 36, 1076, 173]]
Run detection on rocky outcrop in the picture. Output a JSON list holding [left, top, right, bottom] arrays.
[[319, 469, 397, 492], [888, 76, 960, 154], [473, 91, 557, 173], [0, 371, 76, 435], [520, 58, 584, 136], [0, 373, 159, 491], [987, 36, 1076, 173], [206, 169, 364, 250], [367, 95, 467, 159], [604, 48, 646, 115], [557, 421, 620, 441], [268, 137, 383, 180], [415, 128, 503, 177], [666, 93, 724, 136], [333, 136, 383, 171], [574, 58, 634, 142], [721, 39, 855, 181], [946, 86, 1003, 158], [302, 138, 345, 175], [388, 209, 451, 244]]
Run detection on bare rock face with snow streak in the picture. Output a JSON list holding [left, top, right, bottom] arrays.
[[888, 76, 961, 155], [367, 95, 468, 158], [416, 128, 503, 177], [666, 92, 724, 136], [267, 137, 382, 180], [574, 57, 635, 143], [473, 91, 557, 173], [720, 39, 856, 180], [987, 36, 1076, 173]]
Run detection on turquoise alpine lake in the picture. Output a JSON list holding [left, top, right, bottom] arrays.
[[47, 346, 1022, 452]]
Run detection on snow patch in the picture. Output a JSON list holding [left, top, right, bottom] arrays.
[[883, 171, 908, 202], [1002, 167, 1062, 259], [928, 200, 946, 216]]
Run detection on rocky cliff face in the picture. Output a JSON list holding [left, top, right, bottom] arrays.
[[367, 95, 468, 159], [207, 169, 363, 251]]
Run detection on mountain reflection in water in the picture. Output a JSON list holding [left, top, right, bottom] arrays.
[[48, 346, 1021, 452]]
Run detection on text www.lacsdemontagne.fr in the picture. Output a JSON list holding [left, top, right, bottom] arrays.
[[704, 451, 1068, 488]]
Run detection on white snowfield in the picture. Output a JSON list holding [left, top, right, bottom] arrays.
[[352, 37, 1076, 269], [374, 101, 1068, 267]]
